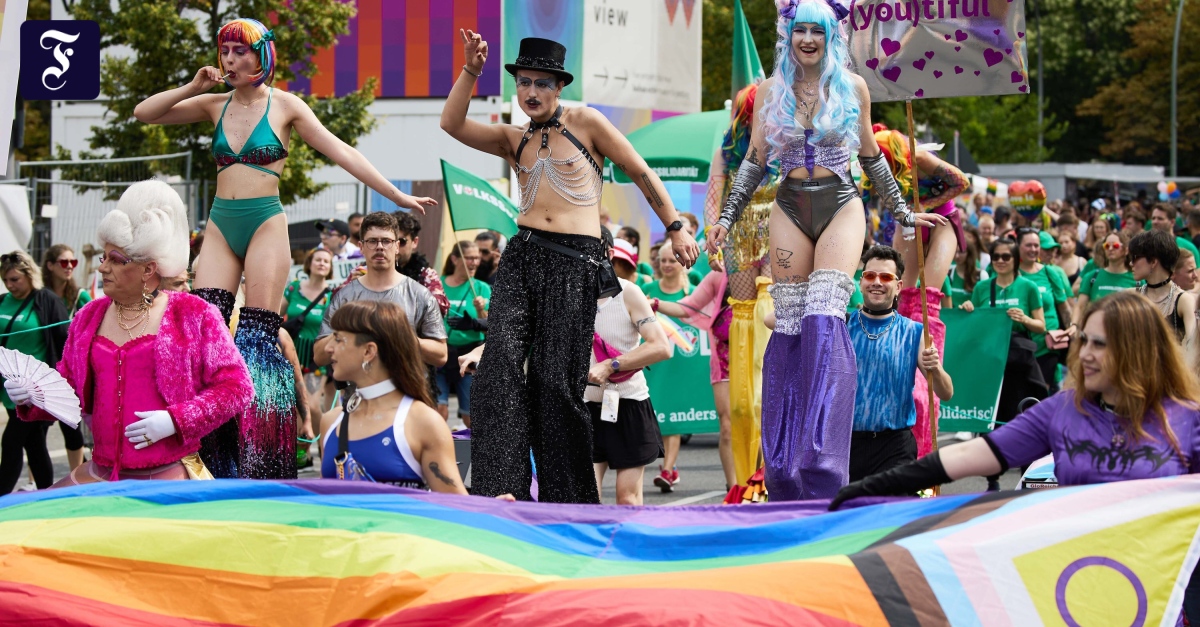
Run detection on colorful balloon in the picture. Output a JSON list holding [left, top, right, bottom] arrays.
[[1009, 180, 1046, 221]]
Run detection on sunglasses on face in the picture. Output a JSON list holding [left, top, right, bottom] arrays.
[[99, 251, 134, 266], [57, 259, 79, 269], [1104, 242, 1122, 250], [993, 253, 1015, 262], [861, 271, 897, 284]]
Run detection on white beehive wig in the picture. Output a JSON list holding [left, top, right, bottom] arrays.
[[96, 180, 190, 277]]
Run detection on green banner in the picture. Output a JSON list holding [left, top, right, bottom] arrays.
[[731, 0, 765, 101], [440, 160, 520, 237], [938, 308, 1013, 433], [645, 316, 719, 436]]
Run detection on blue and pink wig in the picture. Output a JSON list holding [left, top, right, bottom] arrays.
[[762, 0, 861, 157], [217, 18, 276, 88]]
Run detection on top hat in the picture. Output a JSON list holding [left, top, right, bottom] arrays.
[[505, 38, 574, 86]]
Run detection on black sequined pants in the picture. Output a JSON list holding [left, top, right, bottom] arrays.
[[470, 228, 601, 503]]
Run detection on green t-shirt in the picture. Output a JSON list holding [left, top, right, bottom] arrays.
[[947, 266, 988, 308], [1080, 269, 1140, 302], [74, 289, 92, 311], [1020, 265, 1069, 355], [970, 276, 1043, 335], [637, 262, 654, 278], [0, 294, 46, 409], [282, 280, 331, 369], [636, 273, 654, 287], [848, 268, 864, 312], [442, 277, 491, 347], [1178, 236, 1200, 260], [642, 279, 691, 303]]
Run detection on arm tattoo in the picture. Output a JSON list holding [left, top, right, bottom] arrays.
[[641, 173, 666, 208], [748, 146, 762, 166], [775, 248, 794, 269], [616, 163, 630, 175], [634, 316, 655, 328], [427, 461, 457, 487]]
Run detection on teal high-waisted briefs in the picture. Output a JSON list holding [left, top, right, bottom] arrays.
[[208, 196, 284, 258]]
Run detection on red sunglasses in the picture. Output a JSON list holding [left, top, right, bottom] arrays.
[[57, 259, 79, 269], [861, 271, 898, 284]]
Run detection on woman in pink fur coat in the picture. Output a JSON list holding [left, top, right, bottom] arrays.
[[4, 180, 253, 485]]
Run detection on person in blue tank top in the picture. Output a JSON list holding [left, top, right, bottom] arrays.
[[134, 18, 437, 480], [318, 300, 513, 500]]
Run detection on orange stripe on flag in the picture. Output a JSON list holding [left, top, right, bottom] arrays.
[[359, 0, 382, 96], [310, 46, 336, 97], [405, 0, 430, 97]]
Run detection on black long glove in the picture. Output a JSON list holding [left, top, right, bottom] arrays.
[[828, 451, 952, 511], [448, 315, 487, 332]]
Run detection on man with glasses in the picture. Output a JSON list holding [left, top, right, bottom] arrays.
[[440, 33, 698, 503], [846, 246, 953, 482], [312, 212, 447, 369]]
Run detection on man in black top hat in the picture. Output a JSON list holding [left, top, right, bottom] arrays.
[[440, 30, 699, 504]]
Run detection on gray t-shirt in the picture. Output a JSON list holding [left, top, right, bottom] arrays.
[[318, 275, 447, 341]]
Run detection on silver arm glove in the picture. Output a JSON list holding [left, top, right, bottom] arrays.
[[716, 158, 765, 232], [860, 153, 915, 228]]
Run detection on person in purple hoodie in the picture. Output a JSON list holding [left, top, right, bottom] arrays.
[[831, 290, 1200, 622]]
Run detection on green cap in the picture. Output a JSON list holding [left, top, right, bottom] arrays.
[[1039, 231, 1060, 249]]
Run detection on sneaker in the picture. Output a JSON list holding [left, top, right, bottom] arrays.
[[653, 468, 675, 493], [15, 481, 37, 492], [670, 469, 681, 486]]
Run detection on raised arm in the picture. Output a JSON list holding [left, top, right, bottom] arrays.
[[287, 93, 436, 214], [588, 108, 699, 267], [439, 29, 513, 160], [914, 151, 970, 209], [134, 67, 224, 125]]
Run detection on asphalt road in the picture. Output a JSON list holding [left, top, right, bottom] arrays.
[[23, 413, 1020, 504]]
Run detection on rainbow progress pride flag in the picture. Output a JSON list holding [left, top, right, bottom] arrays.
[[0, 477, 1197, 626]]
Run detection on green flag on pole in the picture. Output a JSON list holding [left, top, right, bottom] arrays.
[[440, 160, 520, 237], [731, 0, 765, 101]]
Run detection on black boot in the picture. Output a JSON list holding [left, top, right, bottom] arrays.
[[194, 287, 239, 477], [193, 287, 235, 326]]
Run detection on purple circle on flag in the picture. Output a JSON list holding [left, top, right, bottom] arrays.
[[1055, 556, 1147, 627]]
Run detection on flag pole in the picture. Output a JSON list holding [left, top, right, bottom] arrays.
[[906, 100, 939, 484]]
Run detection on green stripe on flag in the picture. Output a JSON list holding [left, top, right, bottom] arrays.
[[441, 160, 520, 237]]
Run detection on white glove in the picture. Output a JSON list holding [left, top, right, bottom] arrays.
[[125, 410, 178, 449], [3, 379, 33, 406]]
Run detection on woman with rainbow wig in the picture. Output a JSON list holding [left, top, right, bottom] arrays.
[[705, 83, 778, 490], [865, 124, 970, 459], [709, 0, 946, 501], [134, 18, 437, 480]]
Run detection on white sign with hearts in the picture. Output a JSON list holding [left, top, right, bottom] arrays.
[[845, 0, 1028, 102]]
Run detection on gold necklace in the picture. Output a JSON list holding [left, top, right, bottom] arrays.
[[233, 88, 269, 109], [115, 295, 153, 341]]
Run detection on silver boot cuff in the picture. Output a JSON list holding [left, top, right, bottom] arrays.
[[803, 269, 854, 319], [768, 281, 808, 336]]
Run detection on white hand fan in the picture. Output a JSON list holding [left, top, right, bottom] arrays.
[[0, 347, 82, 428]]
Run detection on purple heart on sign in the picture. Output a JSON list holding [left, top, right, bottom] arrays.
[[955, 29, 968, 42], [944, 34, 952, 40], [915, 89, 924, 97], [881, 38, 901, 56], [954, 66, 964, 74], [865, 58, 880, 70], [882, 66, 902, 82], [984, 48, 1004, 67], [933, 70, 943, 78], [1011, 71, 1023, 83], [993, 29, 1000, 35], [1006, 48, 1012, 54], [1018, 31, 1025, 37], [913, 59, 926, 71], [955, 46, 961, 52], [1019, 85, 1028, 92], [925, 51, 935, 59], [974, 70, 981, 76]]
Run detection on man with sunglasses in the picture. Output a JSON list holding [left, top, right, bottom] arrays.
[[846, 246, 953, 482], [312, 212, 447, 369], [393, 212, 449, 317]]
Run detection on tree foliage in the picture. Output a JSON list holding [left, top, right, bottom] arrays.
[[1078, 0, 1199, 174], [61, 0, 375, 205]]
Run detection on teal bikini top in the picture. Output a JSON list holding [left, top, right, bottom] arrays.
[[212, 88, 289, 177]]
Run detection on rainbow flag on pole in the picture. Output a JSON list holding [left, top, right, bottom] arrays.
[[0, 477, 1197, 625]]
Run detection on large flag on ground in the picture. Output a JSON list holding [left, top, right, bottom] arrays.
[[1, 477, 1197, 625], [441, 159, 520, 237], [730, 0, 764, 100]]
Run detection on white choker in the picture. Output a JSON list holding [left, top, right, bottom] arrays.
[[346, 379, 396, 413]]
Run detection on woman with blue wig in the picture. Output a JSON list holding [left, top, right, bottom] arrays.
[[709, 0, 947, 501], [132, 18, 437, 480]]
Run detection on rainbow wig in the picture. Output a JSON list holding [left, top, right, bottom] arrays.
[[217, 18, 276, 88], [867, 124, 914, 198], [721, 83, 778, 179], [762, 0, 860, 162]]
